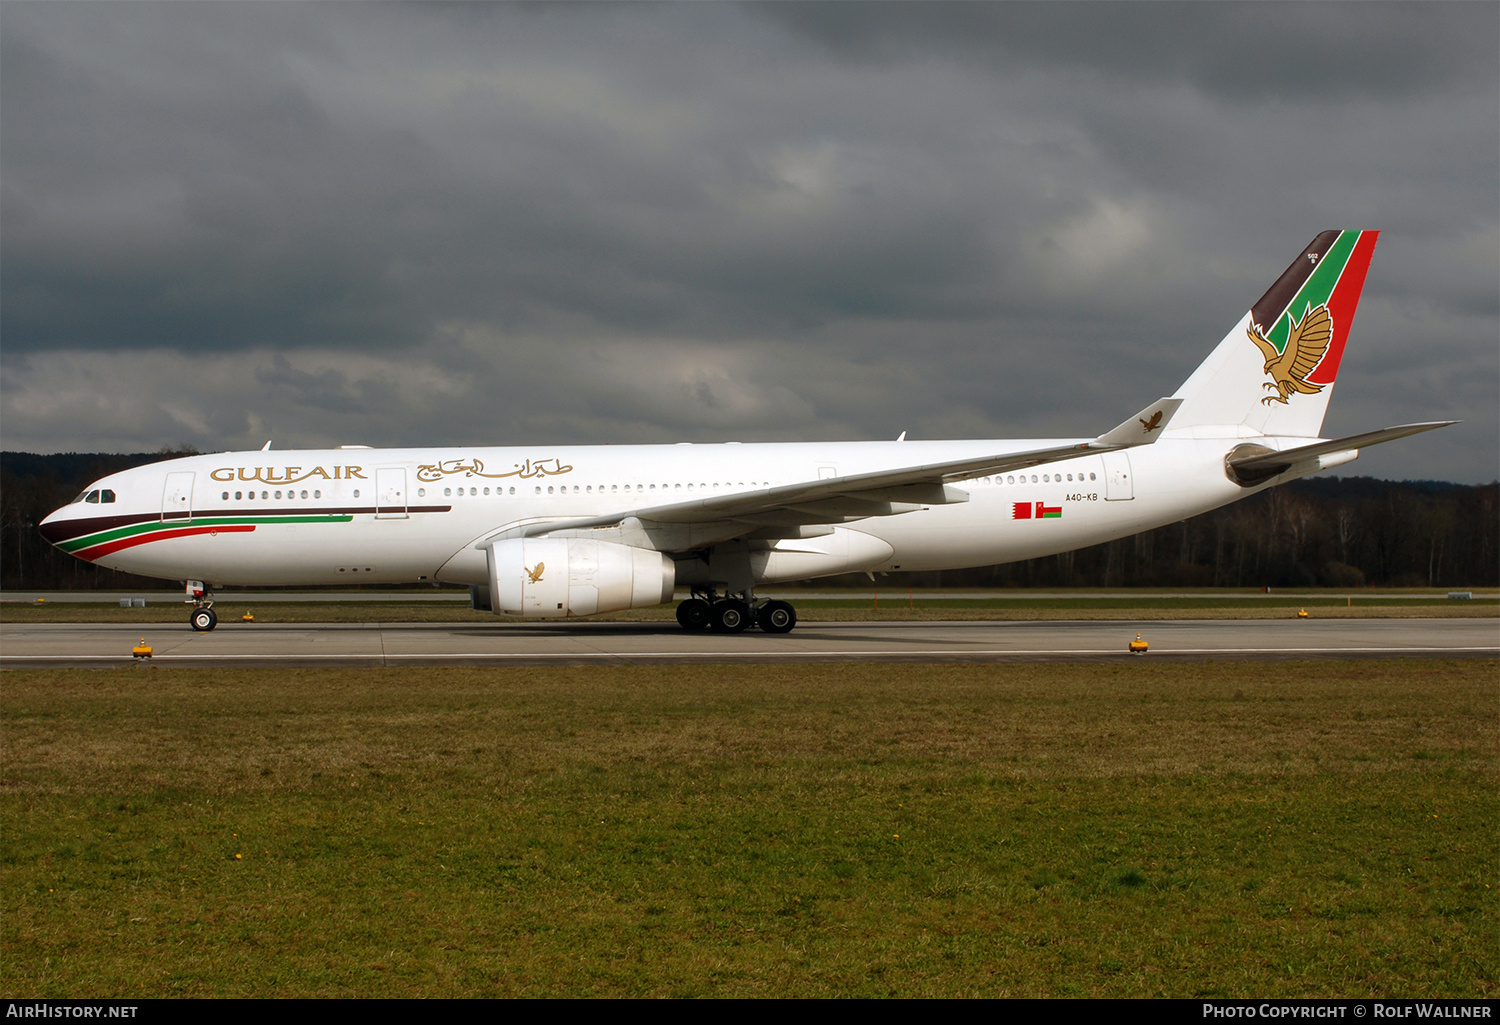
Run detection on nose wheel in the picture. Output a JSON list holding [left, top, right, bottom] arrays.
[[185, 579, 217, 631]]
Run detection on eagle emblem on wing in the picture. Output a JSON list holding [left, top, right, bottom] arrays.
[[1247, 303, 1333, 405]]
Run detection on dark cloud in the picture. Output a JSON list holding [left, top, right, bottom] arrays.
[[0, 2, 1494, 482], [759, 3, 1500, 100]]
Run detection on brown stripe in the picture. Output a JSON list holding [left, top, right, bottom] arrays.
[[1249, 230, 1341, 331]]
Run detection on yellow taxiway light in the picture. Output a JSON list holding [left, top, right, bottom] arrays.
[[242, 610, 255, 622], [132, 638, 153, 659], [1128, 633, 1148, 655], [1297, 608, 1309, 619]]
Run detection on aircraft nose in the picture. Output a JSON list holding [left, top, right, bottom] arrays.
[[38, 505, 72, 546]]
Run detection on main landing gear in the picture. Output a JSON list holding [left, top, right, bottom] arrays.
[[185, 580, 218, 632], [676, 591, 797, 635]]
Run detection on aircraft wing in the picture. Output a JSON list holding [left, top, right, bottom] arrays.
[[491, 397, 1183, 550]]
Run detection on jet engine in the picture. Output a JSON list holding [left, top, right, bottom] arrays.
[[483, 538, 675, 618]]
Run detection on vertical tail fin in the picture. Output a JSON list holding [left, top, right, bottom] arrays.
[[1171, 230, 1379, 438]]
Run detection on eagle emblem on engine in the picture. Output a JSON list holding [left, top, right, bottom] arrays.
[[526, 562, 545, 584], [1247, 302, 1333, 405]]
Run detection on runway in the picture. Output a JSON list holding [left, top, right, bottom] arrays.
[[3, 618, 1496, 667]]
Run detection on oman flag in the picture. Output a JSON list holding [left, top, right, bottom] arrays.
[[1012, 502, 1062, 520]]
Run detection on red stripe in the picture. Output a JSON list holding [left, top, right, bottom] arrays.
[[75, 524, 256, 562], [1306, 230, 1378, 386]]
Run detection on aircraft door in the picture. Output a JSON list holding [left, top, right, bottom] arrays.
[[376, 467, 409, 519], [162, 471, 195, 521], [1102, 451, 1134, 501]]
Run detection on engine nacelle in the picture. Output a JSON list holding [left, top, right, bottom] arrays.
[[483, 538, 675, 618]]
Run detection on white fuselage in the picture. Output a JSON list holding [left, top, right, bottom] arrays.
[[40, 435, 1278, 592]]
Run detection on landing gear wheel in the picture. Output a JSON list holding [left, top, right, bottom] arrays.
[[757, 600, 796, 634], [710, 599, 752, 633], [676, 598, 712, 631], [190, 607, 218, 632]]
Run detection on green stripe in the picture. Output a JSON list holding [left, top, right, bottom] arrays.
[[1264, 230, 1358, 354], [61, 515, 354, 553]]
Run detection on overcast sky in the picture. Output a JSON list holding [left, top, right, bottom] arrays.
[[2, 2, 1496, 482]]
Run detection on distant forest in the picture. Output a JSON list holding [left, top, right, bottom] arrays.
[[2, 450, 1496, 591]]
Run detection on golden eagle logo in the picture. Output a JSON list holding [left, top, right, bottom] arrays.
[[1247, 303, 1333, 406], [1138, 410, 1163, 432], [525, 562, 545, 584]]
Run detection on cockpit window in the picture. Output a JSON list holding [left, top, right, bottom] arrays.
[[84, 490, 101, 504], [100, 490, 116, 503]]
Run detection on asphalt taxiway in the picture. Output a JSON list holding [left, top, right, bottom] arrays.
[[2, 618, 1495, 667]]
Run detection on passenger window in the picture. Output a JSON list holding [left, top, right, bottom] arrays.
[[352, 490, 360, 498], [314, 490, 321, 499], [235, 491, 242, 500]]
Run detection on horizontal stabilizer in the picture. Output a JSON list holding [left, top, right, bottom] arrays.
[[1092, 398, 1182, 448], [1227, 421, 1458, 477]]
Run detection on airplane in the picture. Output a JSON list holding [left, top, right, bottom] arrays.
[[39, 230, 1454, 634]]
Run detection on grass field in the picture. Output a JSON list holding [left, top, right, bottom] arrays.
[[3, 590, 1496, 624], [3, 660, 1495, 997]]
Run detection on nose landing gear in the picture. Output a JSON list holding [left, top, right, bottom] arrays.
[[185, 580, 218, 632]]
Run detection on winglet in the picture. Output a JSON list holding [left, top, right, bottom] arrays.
[[1090, 397, 1182, 449]]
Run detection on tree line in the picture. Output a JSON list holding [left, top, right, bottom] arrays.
[[2, 450, 1495, 591]]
